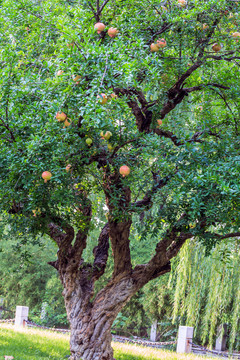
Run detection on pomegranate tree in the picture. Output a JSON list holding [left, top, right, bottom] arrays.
[[1, 1, 240, 359]]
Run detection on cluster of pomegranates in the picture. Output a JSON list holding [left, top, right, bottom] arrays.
[[56, 111, 71, 128], [94, 23, 118, 38], [41, 127, 130, 184], [150, 39, 167, 52]]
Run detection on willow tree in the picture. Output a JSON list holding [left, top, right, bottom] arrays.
[[171, 238, 240, 350], [0, 0, 240, 358]]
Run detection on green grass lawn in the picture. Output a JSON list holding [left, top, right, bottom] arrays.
[[0, 324, 214, 360], [0, 325, 69, 360]]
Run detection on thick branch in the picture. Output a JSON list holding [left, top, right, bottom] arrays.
[[206, 51, 240, 62], [166, 232, 193, 259], [48, 222, 74, 248], [114, 88, 152, 132], [204, 231, 240, 240], [133, 213, 209, 287], [71, 195, 92, 263], [159, 15, 223, 120], [103, 171, 132, 277], [166, 217, 208, 259], [185, 83, 230, 93], [132, 214, 188, 284], [92, 223, 110, 281], [47, 220, 75, 271], [154, 127, 183, 145]]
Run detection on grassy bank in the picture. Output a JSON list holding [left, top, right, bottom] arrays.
[[0, 324, 213, 360]]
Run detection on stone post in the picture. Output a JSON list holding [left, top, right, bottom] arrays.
[[215, 324, 228, 351], [15, 306, 29, 327], [176, 326, 194, 353], [40, 302, 48, 320], [0, 298, 4, 319], [150, 320, 158, 342]]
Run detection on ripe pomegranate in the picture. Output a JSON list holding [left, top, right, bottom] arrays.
[[212, 43, 222, 52], [66, 164, 72, 172], [108, 28, 118, 38], [97, 93, 108, 104], [57, 70, 64, 76], [157, 119, 162, 126], [150, 43, 159, 52], [42, 171, 52, 183], [72, 74, 81, 82], [119, 165, 130, 177], [104, 131, 112, 140], [94, 22, 106, 34], [100, 131, 112, 140], [56, 111, 67, 122], [178, 0, 187, 7], [202, 23, 209, 30], [157, 39, 167, 48], [63, 119, 71, 128]]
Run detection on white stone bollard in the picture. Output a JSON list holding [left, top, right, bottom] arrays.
[[215, 324, 228, 351], [15, 306, 29, 327], [176, 326, 194, 353], [40, 302, 48, 320], [150, 320, 158, 342], [0, 297, 4, 319]]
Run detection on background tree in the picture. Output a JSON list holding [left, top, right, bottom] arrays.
[[171, 237, 240, 351], [0, 0, 240, 359]]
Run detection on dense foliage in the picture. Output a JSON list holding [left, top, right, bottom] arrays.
[[0, 0, 239, 240]]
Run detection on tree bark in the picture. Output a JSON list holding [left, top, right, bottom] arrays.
[[69, 307, 114, 360], [63, 273, 137, 360]]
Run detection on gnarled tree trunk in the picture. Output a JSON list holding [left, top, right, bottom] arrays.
[[63, 273, 137, 360]]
